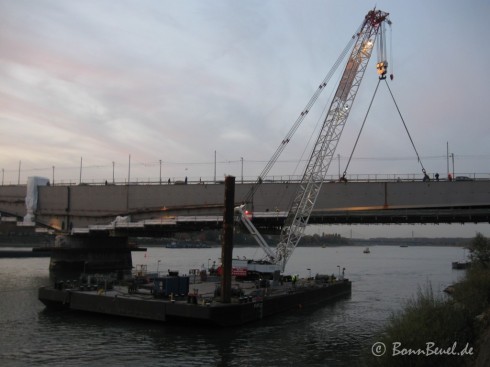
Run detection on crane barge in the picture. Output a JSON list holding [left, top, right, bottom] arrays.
[[39, 9, 391, 326]]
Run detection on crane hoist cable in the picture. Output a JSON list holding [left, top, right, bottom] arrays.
[[341, 78, 427, 178], [383, 79, 427, 174], [342, 78, 382, 179]]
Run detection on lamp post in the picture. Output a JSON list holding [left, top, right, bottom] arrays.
[[241, 157, 244, 184], [337, 265, 340, 279], [338, 154, 340, 178], [159, 160, 162, 184], [79, 157, 83, 184], [451, 153, 455, 177]]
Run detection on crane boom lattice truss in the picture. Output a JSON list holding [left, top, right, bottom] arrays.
[[275, 9, 390, 270], [237, 9, 390, 272]]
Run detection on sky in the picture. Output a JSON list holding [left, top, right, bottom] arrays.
[[1, 0, 489, 238]]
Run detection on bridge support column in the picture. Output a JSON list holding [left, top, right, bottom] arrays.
[[49, 235, 132, 277]]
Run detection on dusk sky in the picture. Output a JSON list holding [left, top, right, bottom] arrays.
[[1, 0, 489, 237]]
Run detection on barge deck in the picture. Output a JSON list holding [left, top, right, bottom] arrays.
[[39, 278, 351, 327]]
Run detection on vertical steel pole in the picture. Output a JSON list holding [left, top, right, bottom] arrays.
[[220, 175, 235, 303]]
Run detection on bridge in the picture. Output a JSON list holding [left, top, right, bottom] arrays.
[[2, 177, 488, 273], [1, 178, 489, 236]]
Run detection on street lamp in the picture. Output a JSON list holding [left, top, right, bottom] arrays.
[[241, 157, 244, 184], [337, 265, 340, 279], [337, 154, 340, 178], [451, 153, 455, 177]]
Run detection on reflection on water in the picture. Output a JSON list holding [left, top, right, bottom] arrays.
[[0, 246, 464, 366]]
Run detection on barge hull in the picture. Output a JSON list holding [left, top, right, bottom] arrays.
[[39, 280, 351, 327]]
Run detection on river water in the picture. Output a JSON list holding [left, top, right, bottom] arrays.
[[0, 245, 466, 367]]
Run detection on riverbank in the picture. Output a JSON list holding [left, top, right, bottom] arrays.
[[364, 234, 490, 367]]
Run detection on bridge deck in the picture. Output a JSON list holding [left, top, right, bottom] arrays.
[[1, 181, 489, 234]]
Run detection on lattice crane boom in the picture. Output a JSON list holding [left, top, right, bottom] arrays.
[[275, 9, 390, 270], [236, 9, 390, 271]]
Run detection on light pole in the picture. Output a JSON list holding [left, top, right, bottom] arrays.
[[451, 153, 455, 177], [112, 161, 115, 184], [241, 157, 244, 184], [338, 154, 340, 178], [446, 141, 449, 179], [128, 154, 131, 184], [214, 150, 216, 183], [79, 157, 82, 184], [159, 160, 162, 184], [337, 265, 340, 279], [52, 166, 55, 185]]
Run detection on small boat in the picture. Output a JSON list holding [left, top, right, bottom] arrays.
[[400, 245, 408, 248], [363, 247, 370, 254], [452, 261, 471, 270], [165, 241, 211, 249]]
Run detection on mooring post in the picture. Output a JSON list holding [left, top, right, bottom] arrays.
[[221, 175, 235, 303]]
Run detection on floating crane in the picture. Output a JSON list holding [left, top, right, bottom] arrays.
[[236, 8, 391, 272]]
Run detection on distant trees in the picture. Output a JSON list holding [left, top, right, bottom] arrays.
[[468, 232, 490, 268]]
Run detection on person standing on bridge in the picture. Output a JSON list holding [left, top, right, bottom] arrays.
[[435, 173, 439, 181]]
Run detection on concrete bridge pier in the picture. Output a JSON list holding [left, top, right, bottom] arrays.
[[49, 235, 133, 276]]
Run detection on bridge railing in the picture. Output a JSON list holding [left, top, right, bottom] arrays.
[[1, 172, 489, 187]]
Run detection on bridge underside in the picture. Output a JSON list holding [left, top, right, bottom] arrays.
[[52, 205, 489, 238], [309, 206, 490, 225]]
